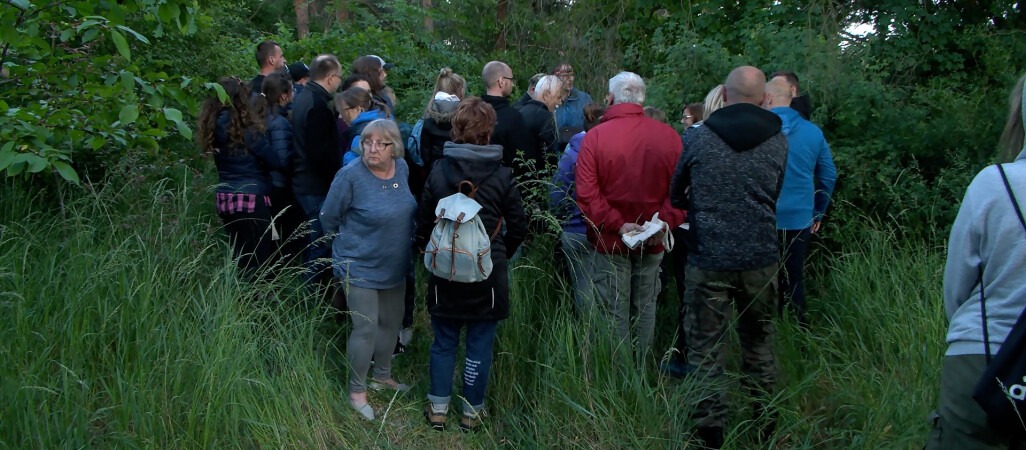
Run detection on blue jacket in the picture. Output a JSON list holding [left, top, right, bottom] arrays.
[[342, 109, 390, 165], [266, 105, 293, 190], [212, 110, 283, 194], [771, 107, 837, 230], [549, 131, 587, 234], [554, 88, 593, 130]]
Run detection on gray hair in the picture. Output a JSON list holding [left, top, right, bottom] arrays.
[[608, 72, 646, 105], [359, 119, 404, 159], [533, 75, 563, 100]]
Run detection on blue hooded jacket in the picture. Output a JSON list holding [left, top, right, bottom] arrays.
[[342, 109, 390, 165], [212, 110, 283, 195], [554, 88, 593, 130], [771, 106, 837, 230]]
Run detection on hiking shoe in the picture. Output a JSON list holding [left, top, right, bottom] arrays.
[[424, 403, 447, 431], [459, 409, 486, 432], [659, 359, 697, 379], [368, 378, 410, 392]]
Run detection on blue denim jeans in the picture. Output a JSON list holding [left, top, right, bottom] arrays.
[[427, 317, 499, 413], [294, 194, 330, 286], [560, 231, 594, 315]]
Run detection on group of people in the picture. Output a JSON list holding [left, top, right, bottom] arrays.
[[199, 38, 850, 446]]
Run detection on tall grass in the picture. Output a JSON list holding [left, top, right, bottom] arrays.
[[0, 173, 946, 448]]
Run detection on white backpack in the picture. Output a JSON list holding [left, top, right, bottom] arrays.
[[424, 180, 502, 283]]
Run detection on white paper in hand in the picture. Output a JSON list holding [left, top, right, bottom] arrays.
[[621, 212, 671, 250]]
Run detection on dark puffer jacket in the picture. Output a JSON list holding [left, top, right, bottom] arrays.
[[481, 94, 530, 177], [421, 98, 459, 173], [291, 82, 341, 196], [265, 105, 293, 190], [212, 110, 282, 194], [414, 142, 528, 321]]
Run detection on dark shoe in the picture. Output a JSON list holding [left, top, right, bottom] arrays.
[[459, 409, 485, 432], [424, 404, 447, 431], [392, 340, 407, 357], [659, 359, 697, 379], [697, 426, 724, 449]]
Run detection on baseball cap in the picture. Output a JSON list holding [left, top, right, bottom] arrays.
[[368, 55, 395, 70], [288, 62, 310, 82]]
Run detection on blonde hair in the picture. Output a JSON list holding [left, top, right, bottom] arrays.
[[434, 67, 466, 98], [703, 85, 725, 118]]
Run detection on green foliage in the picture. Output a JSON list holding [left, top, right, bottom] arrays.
[[0, 176, 946, 447], [0, 0, 200, 183]]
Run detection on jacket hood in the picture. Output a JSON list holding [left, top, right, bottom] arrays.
[[424, 99, 459, 122], [521, 98, 550, 112], [790, 94, 812, 120], [351, 109, 387, 126], [771, 106, 801, 135], [442, 141, 503, 162], [704, 103, 783, 152]]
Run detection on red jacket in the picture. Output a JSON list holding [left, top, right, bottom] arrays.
[[575, 103, 685, 254]]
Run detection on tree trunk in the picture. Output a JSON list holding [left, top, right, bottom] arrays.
[[422, 0, 434, 33], [335, 0, 349, 27], [295, 0, 310, 39], [495, 0, 508, 51]]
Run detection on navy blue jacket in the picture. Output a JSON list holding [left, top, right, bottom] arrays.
[[213, 110, 283, 195], [266, 105, 293, 190]]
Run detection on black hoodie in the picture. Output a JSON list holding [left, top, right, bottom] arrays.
[[669, 103, 787, 271], [481, 94, 530, 177]]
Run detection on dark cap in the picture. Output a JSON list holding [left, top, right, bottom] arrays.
[[288, 62, 310, 81], [367, 55, 395, 70]]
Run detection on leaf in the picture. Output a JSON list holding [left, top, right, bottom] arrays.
[[115, 25, 150, 44], [6, 161, 25, 176], [60, 29, 74, 43], [0, 100, 7, 114], [119, 104, 139, 124], [175, 121, 192, 140], [120, 70, 134, 91], [10, 0, 30, 9], [205, 82, 228, 104], [162, 107, 183, 123], [76, 20, 102, 33], [90, 137, 106, 150], [52, 161, 81, 185], [82, 28, 100, 44], [0, 143, 14, 170], [110, 29, 130, 61], [180, 76, 192, 88], [24, 154, 47, 173]]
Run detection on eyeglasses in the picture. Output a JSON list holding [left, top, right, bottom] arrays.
[[555, 70, 574, 77], [501, 76, 514, 81], [361, 140, 394, 152]]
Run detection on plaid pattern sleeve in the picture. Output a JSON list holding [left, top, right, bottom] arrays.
[[215, 193, 271, 214]]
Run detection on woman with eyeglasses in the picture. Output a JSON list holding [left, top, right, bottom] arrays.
[[336, 87, 392, 165], [196, 76, 283, 281], [321, 119, 417, 421]]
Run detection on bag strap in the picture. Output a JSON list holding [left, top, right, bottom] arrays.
[[997, 164, 1026, 233], [490, 216, 504, 241], [981, 164, 1026, 363], [457, 180, 478, 199]]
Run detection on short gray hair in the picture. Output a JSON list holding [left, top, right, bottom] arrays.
[[359, 119, 404, 159], [533, 75, 563, 100], [609, 72, 645, 105]]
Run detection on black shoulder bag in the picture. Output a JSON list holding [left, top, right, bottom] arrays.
[[972, 164, 1026, 436]]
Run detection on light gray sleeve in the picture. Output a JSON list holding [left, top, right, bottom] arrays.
[[943, 174, 985, 320]]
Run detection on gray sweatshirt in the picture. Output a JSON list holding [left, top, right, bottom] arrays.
[[944, 148, 1026, 356]]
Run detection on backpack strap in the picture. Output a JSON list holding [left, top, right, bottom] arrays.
[[490, 216, 504, 241], [457, 180, 478, 199], [981, 164, 1026, 362]]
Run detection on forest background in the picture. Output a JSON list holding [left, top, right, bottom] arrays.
[[1, 0, 1025, 448]]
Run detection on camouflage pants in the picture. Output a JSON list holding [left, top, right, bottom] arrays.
[[683, 263, 777, 429]]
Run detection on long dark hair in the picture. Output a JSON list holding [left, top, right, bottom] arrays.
[[196, 76, 265, 155]]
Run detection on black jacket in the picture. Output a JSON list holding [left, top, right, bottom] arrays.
[[291, 82, 341, 195], [414, 142, 528, 321], [517, 98, 557, 173], [669, 103, 787, 271], [513, 92, 532, 110], [212, 110, 283, 195], [421, 98, 459, 172], [481, 94, 530, 176]]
